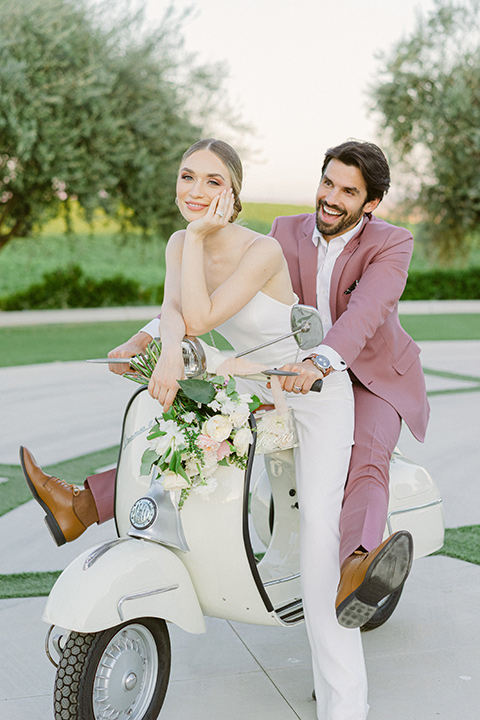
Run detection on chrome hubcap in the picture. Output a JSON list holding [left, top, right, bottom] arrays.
[[92, 624, 158, 720]]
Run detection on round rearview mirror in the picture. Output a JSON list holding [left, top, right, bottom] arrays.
[[290, 305, 324, 350]]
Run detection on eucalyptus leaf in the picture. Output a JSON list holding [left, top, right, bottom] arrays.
[[140, 448, 159, 476], [225, 376, 236, 395], [178, 378, 216, 404]]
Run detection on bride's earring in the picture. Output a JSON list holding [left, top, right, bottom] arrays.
[[175, 197, 179, 207]]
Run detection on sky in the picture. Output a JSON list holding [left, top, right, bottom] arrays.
[[140, 0, 436, 205]]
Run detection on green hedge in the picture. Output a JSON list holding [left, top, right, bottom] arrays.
[[0, 265, 164, 310], [402, 267, 480, 300], [0, 264, 478, 310]]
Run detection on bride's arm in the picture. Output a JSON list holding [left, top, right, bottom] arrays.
[[181, 193, 286, 335], [148, 232, 186, 410]]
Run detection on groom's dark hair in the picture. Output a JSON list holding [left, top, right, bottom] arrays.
[[322, 140, 391, 203]]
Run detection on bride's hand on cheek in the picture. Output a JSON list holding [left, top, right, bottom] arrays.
[[148, 350, 185, 412], [187, 189, 235, 238]]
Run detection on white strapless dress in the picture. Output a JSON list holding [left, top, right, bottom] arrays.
[[215, 291, 300, 366]]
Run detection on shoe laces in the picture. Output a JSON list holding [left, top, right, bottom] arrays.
[[50, 476, 80, 495]]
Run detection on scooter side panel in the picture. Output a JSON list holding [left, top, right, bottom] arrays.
[[42, 538, 206, 634], [383, 451, 445, 559]]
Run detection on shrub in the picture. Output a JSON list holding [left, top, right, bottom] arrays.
[[0, 265, 164, 310], [402, 267, 480, 300]]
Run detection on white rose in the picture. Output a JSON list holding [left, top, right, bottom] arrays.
[[229, 407, 250, 428], [203, 414, 233, 442], [161, 471, 189, 492], [233, 426, 253, 455], [184, 455, 201, 479]]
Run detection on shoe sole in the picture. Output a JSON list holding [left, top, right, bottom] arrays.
[[336, 531, 413, 629], [19, 446, 66, 547]]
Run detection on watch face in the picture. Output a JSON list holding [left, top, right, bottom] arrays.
[[315, 355, 330, 369]]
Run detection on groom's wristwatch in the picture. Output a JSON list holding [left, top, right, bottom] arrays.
[[302, 354, 333, 378]]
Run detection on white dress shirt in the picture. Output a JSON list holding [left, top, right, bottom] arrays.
[[140, 317, 160, 338], [310, 216, 364, 371]]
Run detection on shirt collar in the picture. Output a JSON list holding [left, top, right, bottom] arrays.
[[312, 215, 364, 248]]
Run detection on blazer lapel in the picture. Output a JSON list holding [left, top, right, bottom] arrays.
[[329, 214, 370, 321], [298, 215, 317, 307]]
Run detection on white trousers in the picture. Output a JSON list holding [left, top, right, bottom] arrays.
[[240, 371, 369, 720]]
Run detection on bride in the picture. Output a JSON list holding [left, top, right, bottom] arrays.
[[149, 138, 368, 720]]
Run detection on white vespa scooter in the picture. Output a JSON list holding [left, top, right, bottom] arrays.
[[43, 306, 445, 720]]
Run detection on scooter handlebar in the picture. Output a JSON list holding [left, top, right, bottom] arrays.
[[310, 378, 323, 392]]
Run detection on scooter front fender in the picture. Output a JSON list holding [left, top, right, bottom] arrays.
[[43, 537, 206, 635]]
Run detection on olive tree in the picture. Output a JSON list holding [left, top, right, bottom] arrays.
[[0, 0, 236, 249], [370, 0, 480, 263]]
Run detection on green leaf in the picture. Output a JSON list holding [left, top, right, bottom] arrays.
[[177, 464, 190, 482], [169, 450, 183, 474], [140, 448, 158, 476], [208, 375, 225, 385], [162, 407, 175, 421], [218, 457, 229, 467], [146, 427, 166, 440], [248, 395, 261, 411], [199, 330, 234, 351], [178, 378, 216, 404], [225, 376, 236, 394]]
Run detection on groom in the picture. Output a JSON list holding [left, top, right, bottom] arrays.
[[21, 140, 429, 628]]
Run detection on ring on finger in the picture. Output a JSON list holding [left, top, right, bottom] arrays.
[[216, 211, 225, 217], [294, 385, 302, 392]]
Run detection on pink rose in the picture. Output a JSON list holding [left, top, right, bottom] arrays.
[[216, 440, 231, 460], [196, 434, 220, 453]]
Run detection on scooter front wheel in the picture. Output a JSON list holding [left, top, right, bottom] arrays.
[[54, 617, 171, 720]]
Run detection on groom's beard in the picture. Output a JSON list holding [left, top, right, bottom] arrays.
[[316, 201, 365, 237]]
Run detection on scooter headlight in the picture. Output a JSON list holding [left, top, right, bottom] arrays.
[[182, 337, 207, 377], [130, 497, 157, 529]]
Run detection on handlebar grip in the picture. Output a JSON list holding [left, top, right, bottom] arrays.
[[310, 378, 323, 393]]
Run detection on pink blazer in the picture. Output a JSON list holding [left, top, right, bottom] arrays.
[[270, 213, 430, 442]]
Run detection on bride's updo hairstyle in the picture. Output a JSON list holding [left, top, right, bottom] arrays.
[[180, 138, 243, 222]]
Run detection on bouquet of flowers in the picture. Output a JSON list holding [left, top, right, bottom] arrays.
[[138, 373, 260, 508]]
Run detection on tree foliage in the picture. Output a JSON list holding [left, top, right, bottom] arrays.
[[370, 0, 480, 263], [0, 0, 237, 249]]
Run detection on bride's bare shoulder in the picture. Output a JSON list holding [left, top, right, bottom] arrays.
[[166, 229, 186, 249], [241, 228, 284, 258]]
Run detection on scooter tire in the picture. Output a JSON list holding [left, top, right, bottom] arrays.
[[53, 617, 170, 720]]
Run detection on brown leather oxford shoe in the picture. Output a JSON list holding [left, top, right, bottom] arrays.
[[20, 446, 88, 546], [336, 531, 413, 629]]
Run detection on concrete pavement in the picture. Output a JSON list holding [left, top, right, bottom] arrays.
[[1, 307, 480, 719]]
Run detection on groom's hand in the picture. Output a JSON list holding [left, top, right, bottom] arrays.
[[107, 331, 153, 375], [271, 361, 325, 394]]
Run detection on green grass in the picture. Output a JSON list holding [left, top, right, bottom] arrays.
[[0, 202, 305, 297], [0, 230, 167, 297], [0, 446, 119, 518], [400, 314, 480, 341], [436, 526, 480, 566], [1, 313, 480, 370], [0, 320, 148, 367], [0, 571, 61, 599]]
